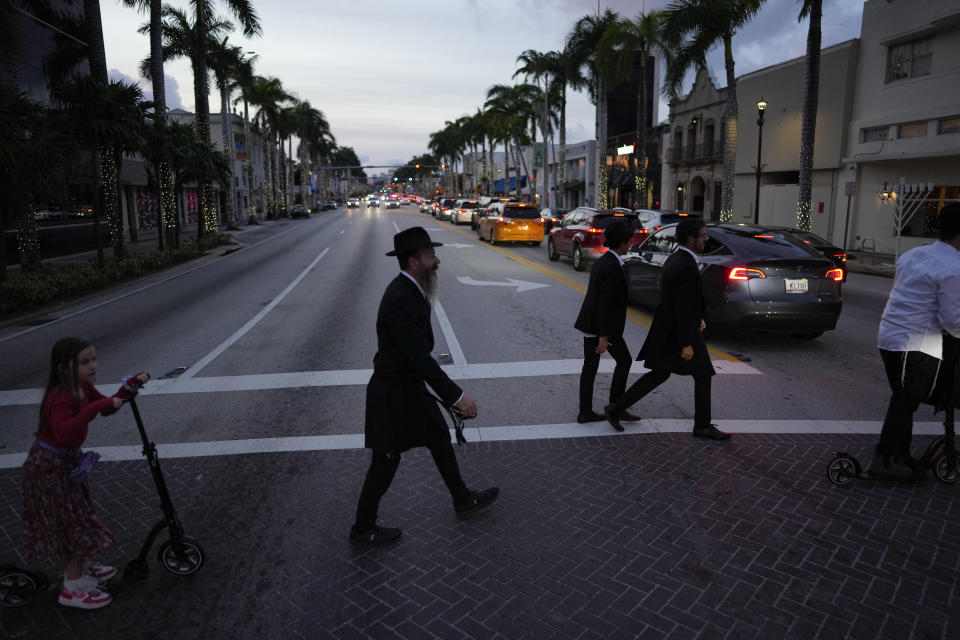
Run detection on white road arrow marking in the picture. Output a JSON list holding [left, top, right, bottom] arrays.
[[457, 276, 549, 293]]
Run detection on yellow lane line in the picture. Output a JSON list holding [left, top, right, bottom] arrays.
[[439, 220, 737, 362]]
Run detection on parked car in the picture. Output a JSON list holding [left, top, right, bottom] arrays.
[[539, 207, 568, 234], [452, 199, 480, 225], [547, 208, 647, 271], [633, 209, 700, 232], [477, 202, 544, 246], [346, 197, 360, 208], [435, 197, 457, 221], [623, 223, 844, 337], [780, 227, 848, 282], [291, 203, 310, 218]]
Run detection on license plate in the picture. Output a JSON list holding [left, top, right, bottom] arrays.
[[519, 226, 528, 230], [785, 278, 808, 293]]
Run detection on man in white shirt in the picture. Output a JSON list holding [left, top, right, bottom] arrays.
[[870, 204, 960, 479]]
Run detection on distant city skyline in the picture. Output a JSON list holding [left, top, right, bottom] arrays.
[[99, 0, 865, 169]]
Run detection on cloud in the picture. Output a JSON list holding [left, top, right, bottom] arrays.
[[107, 68, 184, 110]]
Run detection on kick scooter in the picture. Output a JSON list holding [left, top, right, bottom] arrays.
[[827, 336, 959, 486], [123, 385, 205, 580]]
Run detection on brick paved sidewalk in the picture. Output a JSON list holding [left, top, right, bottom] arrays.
[[1, 433, 958, 640]]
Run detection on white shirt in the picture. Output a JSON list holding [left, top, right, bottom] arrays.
[[878, 240, 960, 360]]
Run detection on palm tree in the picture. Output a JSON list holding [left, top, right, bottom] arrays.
[[662, 0, 765, 222], [796, 0, 822, 232], [230, 51, 261, 223], [515, 49, 556, 206], [148, 5, 233, 238], [0, 89, 76, 278], [568, 9, 620, 208], [486, 83, 538, 199], [52, 77, 146, 265], [597, 10, 669, 210], [247, 75, 293, 218], [207, 35, 247, 228], [294, 100, 335, 207], [186, 0, 261, 236], [123, 0, 173, 248]]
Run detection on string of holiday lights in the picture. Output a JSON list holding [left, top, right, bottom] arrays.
[[597, 164, 608, 209]]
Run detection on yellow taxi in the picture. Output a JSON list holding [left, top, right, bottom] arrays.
[[477, 202, 544, 246]]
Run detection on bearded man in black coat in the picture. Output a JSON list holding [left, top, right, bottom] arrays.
[[350, 227, 499, 546], [604, 219, 731, 441]]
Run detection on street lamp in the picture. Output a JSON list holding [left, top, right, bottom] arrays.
[[753, 98, 768, 225]]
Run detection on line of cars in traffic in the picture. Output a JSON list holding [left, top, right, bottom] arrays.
[[420, 196, 848, 339]]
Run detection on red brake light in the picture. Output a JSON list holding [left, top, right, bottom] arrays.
[[587, 228, 602, 233], [729, 267, 766, 280], [754, 235, 775, 239], [826, 268, 844, 281], [653, 225, 662, 230], [833, 253, 847, 262], [614, 213, 625, 217]]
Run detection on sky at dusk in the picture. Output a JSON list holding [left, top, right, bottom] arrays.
[[99, 0, 865, 173]]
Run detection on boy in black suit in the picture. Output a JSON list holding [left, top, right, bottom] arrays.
[[574, 220, 641, 428], [605, 219, 730, 440]]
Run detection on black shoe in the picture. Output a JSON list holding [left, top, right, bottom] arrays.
[[577, 410, 606, 424], [455, 487, 500, 514], [692, 424, 731, 441], [620, 410, 641, 422], [603, 403, 624, 432], [349, 525, 402, 546]]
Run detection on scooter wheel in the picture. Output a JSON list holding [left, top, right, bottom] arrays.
[[0, 570, 44, 607], [933, 454, 960, 484], [158, 537, 204, 575], [827, 454, 859, 486]]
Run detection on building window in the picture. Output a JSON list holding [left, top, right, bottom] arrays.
[[897, 122, 927, 138], [939, 116, 960, 134], [861, 126, 888, 143], [886, 36, 934, 83]]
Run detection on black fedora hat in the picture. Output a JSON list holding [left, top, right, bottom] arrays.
[[603, 220, 633, 248], [385, 226, 443, 256]]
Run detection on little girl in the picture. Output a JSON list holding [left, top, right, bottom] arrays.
[[21, 337, 148, 610]]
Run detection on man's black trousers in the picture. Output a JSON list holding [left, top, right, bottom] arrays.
[[612, 369, 712, 428], [579, 336, 632, 413], [354, 440, 470, 531], [879, 349, 942, 456]]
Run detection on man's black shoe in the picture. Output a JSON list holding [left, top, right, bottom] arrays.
[[620, 410, 641, 422], [692, 424, 731, 441], [577, 410, 606, 424], [603, 403, 624, 432], [455, 487, 500, 514], [349, 525, 402, 546]]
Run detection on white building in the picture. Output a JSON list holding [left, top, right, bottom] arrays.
[[838, 0, 960, 257]]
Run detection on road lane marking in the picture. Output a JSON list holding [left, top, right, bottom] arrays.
[[0, 358, 759, 406], [0, 419, 944, 468], [433, 300, 467, 365], [457, 276, 550, 293], [0, 220, 319, 344], [179, 247, 330, 379], [393, 221, 401, 232], [438, 222, 738, 363]]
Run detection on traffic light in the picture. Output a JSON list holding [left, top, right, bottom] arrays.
[[415, 164, 420, 169]]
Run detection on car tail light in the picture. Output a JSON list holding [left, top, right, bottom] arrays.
[[729, 267, 766, 280], [754, 234, 775, 239], [653, 225, 662, 230], [833, 253, 847, 262], [498, 217, 512, 223], [825, 268, 844, 281], [587, 228, 602, 233]]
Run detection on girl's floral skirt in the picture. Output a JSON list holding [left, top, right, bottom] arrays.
[[21, 442, 116, 563]]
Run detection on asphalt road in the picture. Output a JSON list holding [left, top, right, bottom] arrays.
[[0, 204, 896, 457]]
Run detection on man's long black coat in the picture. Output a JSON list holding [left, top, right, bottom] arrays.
[[637, 249, 716, 377], [574, 251, 628, 339], [365, 274, 461, 452]]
